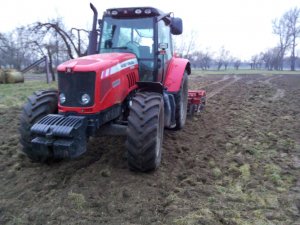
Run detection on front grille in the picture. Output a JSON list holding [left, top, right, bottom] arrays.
[[58, 71, 96, 107]]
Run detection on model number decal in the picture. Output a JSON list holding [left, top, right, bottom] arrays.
[[112, 79, 121, 88], [101, 58, 138, 79]]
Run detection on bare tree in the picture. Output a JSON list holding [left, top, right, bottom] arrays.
[[272, 17, 291, 70], [250, 54, 264, 70], [261, 48, 281, 70], [285, 7, 300, 71], [27, 18, 89, 80], [233, 59, 241, 70], [0, 33, 7, 55], [0, 33, 8, 67], [273, 7, 300, 71], [215, 47, 229, 70], [216, 59, 223, 70], [0, 17, 89, 78], [0, 27, 33, 69], [173, 30, 198, 57], [71, 28, 89, 56], [201, 50, 212, 70], [250, 55, 257, 69], [224, 56, 233, 70], [191, 49, 212, 70], [257, 52, 265, 69], [31, 18, 88, 60]]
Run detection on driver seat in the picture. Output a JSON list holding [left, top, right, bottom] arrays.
[[138, 46, 151, 59]]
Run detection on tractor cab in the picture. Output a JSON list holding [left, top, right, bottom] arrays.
[[98, 7, 183, 82]]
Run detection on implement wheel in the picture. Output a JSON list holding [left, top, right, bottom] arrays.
[[19, 89, 58, 162], [126, 92, 164, 172]]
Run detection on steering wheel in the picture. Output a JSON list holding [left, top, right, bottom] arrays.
[[126, 41, 140, 57]]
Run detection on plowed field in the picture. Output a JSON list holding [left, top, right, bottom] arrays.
[[0, 74, 299, 225]]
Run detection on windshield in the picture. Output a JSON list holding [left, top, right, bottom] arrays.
[[99, 17, 154, 59], [99, 17, 155, 81]]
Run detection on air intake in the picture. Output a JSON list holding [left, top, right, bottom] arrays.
[[127, 72, 136, 88]]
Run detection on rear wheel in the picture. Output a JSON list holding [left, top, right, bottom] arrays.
[[126, 92, 164, 172], [19, 89, 58, 162], [173, 71, 188, 130]]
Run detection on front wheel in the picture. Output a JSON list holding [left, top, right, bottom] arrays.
[[19, 89, 58, 162], [126, 92, 164, 172]]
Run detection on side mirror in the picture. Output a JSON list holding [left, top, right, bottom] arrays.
[[159, 43, 168, 50], [170, 17, 183, 35]]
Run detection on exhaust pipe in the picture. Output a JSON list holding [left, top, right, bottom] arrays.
[[87, 3, 98, 55]]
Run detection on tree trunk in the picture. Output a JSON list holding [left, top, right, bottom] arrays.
[[291, 36, 296, 71], [217, 63, 222, 70], [46, 47, 55, 81]]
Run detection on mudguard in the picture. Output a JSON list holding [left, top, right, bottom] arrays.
[[164, 57, 191, 93]]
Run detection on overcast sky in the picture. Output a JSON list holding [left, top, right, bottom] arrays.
[[1, 0, 300, 60]]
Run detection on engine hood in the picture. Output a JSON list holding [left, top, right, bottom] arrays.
[[57, 53, 137, 73]]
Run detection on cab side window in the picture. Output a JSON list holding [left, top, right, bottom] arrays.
[[157, 20, 172, 82], [158, 20, 172, 60]]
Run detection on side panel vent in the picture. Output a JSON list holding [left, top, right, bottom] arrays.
[[127, 72, 136, 88]]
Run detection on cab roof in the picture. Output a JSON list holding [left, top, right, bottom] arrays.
[[104, 7, 166, 18]]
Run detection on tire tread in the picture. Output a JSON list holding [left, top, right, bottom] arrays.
[[19, 89, 58, 161], [126, 92, 164, 172]]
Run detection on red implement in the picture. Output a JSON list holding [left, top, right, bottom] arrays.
[[188, 90, 206, 116]]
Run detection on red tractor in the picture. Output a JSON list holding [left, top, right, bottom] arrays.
[[19, 4, 206, 172]]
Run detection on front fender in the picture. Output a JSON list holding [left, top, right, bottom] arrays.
[[164, 57, 191, 93]]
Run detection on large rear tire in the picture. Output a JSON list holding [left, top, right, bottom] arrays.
[[173, 71, 188, 130], [126, 92, 164, 172], [19, 89, 58, 162]]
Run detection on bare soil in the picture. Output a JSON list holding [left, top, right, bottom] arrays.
[[0, 74, 299, 225]]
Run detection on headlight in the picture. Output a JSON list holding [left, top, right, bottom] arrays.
[[59, 93, 66, 104], [81, 94, 90, 105]]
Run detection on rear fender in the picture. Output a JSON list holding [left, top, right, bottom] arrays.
[[164, 57, 191, 93]]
